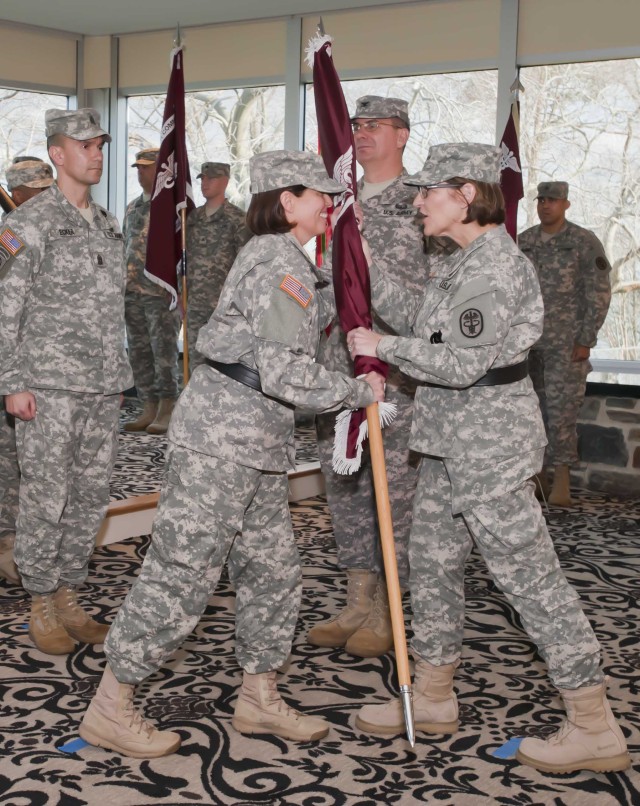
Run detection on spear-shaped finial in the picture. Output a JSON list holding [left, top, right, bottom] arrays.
[[174, 23, 182, 49], [318, 17, 325, 36]]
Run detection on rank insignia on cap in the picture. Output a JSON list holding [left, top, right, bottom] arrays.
[[0, 227, 24, 256], [595, 256, 609, 271], [460, 308, 484, 338], [280, 274, 312, 308]]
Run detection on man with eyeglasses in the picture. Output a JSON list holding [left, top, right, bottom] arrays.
[[519, 181, 611, 506], [310, 95, 455, 657]]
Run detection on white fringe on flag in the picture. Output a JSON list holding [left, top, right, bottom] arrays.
[[332, 401, 397, 475], [304, 32, 333, 68]]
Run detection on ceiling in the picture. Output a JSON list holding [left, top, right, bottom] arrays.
[[1, 0, 401, 36]]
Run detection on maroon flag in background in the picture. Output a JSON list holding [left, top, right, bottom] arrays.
[[499, 98, 524, 242], [307, 31, 394, 473], [144, 45, 195, 309]]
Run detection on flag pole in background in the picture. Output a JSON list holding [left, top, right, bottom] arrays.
[[306, 21, 415, 747], [144, 25, 196, 384], [499, 73, 524, 243]]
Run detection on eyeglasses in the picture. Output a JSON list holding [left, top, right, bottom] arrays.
[[351, 120, 403, 133], [418, 184, 464, 198]]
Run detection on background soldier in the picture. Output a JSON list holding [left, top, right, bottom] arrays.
[[185, 162, 250, 371], [309, 95, 454, 657], [123, 148, 181, 434], [0, 157, 54, 585], [519, 181, 611, 506], [0, 108, 133, 653]]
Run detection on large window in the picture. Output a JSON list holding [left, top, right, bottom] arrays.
[[127, 85, 286, 208], [520, 59, 640, 383], [304, 71, 498, 174], [0, 88, 67, 184]]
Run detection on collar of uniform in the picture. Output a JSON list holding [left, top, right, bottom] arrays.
[[446, 224, 506, 278], [51, 182, 98, 229], [283, 230, 317, 268], [357, 169, 409, 205]]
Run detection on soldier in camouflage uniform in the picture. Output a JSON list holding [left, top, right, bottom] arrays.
[[185, 161, 250, 371], [519, 182, 611, 506], [348, 144, 629, 776], [0, 158, 55, 585], [123, 148, 181, 434], [0, 109, 133, 654], [310, 95, 455, 657], [79, 150, 384, 759]]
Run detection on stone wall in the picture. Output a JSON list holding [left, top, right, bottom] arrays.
[[574, 393, 640, 496]]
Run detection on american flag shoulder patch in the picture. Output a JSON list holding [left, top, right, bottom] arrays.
[[279, 274, 313, 308], [0, 227, 25, 256]]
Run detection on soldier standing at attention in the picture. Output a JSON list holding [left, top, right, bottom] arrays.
[[123, 148, 181, 435], [519, 182, 611, 506], [348, 143, 629, 776], [309, 95, 453, 657], [78, 150, 384, 759], [0, 109, 133, 653], [185, 162, 250, 371], [0, 157, 54, 585]]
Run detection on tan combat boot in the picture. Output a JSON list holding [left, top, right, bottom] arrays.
[[0, 535, 20, 584], [54, 586, 110, 643], [549, 464, 573, 507], [146, 398, 176, 435], [79, 665, 181, 758], [29, 594, 75, 654], [232, 671, 329, 742], [533, 467, 551, 502], [516, 680, 630, 774], [123, 400, 158, 432], [307, 569, 377, 647], [345, 577, 393, 658], [356, 657, 460, 736]]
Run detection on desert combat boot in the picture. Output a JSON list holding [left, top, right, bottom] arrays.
[[54, 586, 110, 643], [345, 576, 393, 657], [356, 658, 460, 736], [146, 398, 175, 434], [29, 594, 75, 654], [516, 680, 630, 774], [80, 665, 181, 758], [123, 400, 158, 432], [307, 569, 377, 647], [232, 671, 329, 742], [548, 464, 573, 507]]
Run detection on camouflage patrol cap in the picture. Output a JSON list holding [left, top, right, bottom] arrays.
[[404, 143, 502, 187], [131, 148, 160, 167], [6, 158, 54, 191], [535, 181, 569, 200], [350, 95, 410, 129], [197, 162, 230, 179], [249, 150, 346, 195], [45, 108, 112, 143]]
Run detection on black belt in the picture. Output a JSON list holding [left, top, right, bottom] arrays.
[[425, 359, 529, 389], [205, 359, 295, 409]]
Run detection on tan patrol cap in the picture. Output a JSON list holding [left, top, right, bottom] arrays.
[[6, 158, 54, 191], [535, 181, 569, 200], [131, 148, 160, 167], [350, 95, 410, 129], [250, 150, 346, 195], [45, 108, 111, 143], [197, 162, 230, 179]]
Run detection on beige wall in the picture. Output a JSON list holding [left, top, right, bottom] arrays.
[[0, 23, 76, 92]]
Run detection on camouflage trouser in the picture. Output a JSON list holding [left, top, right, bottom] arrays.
[[125, 291, 181, 402], [105, 444, 302, 685], [316, 379, 418, 589], [529, 347, 589, 466], [410, 456, 602, 689], [186, 303, 213, 373], [14, 390, 120, 596], [0, 403, 19, 541]]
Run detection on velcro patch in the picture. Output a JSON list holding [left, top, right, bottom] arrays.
[[459, 308, 484, 338], [0, 227, 24, 256], [279, 274, 312, 308]]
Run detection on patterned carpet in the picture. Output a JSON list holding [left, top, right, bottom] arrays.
[[0, 486, 638, 805]]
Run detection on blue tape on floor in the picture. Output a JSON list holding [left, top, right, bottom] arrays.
[[20, 623, 28, 630], [493, 737, 523, 759], [59, 737, 89, 754]]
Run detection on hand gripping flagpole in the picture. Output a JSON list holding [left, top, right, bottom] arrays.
[[307, 22, 414, 746]]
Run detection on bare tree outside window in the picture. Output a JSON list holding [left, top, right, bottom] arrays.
[[520, 60, 640, 380], [127, 85, 286, 209], [0, 88, 66, 186]]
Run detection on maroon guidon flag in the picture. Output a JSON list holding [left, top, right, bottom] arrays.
[[306, 29, 396, 474], [499, 98, 524, 242], [144, 44, 195, 309]]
